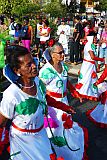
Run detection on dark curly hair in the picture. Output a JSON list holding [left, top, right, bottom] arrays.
[[6, 45, 29, 70]]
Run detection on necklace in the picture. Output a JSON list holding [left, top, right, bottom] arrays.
[[18, 82, 35, 89]]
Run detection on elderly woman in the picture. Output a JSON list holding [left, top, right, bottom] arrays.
[[39, 42, 88, 160], [0, 45, 74, 159], [75, 33, 104, 101]]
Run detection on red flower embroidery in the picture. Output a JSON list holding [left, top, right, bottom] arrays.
[[62, 113, 73, 129], [50, 153, 64, 160], [91, 71, 97, 78], [75, 83, 83, 89], [62, 113, 68, 121]]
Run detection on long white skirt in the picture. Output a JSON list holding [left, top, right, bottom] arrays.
[[10, 128, 53, 160]]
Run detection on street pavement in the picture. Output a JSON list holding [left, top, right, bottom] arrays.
[[67, 62, 107, 160]]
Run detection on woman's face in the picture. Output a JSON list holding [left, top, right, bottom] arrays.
[[23, 20, 28, 25], [52, 46, 65, 62], [17, 54, 38, 79], [93, 36, 98, 44]]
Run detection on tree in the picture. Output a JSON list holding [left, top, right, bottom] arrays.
[[0, 0, 40, 17], [79, 2, 86, 13], [43, 0, 67, 18], [94, 0, 107, 12]]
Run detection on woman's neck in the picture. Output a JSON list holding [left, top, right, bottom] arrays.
[[18, 78, 34, 87], [50, 60, 62, 73]]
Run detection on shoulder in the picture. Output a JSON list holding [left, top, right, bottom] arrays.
[[39, 63, 56, 80], [39, 63, 51, 76], [28, 25, 32, 30], [3, 84, 18, 99]]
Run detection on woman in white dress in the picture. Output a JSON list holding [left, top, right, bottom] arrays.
[[75, 34, 105, 101], [0, 45, 74, 160], [39, 42, 88, 160], [86, 63, 107, 128]]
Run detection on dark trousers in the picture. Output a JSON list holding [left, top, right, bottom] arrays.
[[69, 41, 80, 63]]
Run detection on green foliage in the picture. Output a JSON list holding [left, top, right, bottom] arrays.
[[43, 1, 67, 18], [49, 20, 57, 38], [0, 0, 40, 18], [94, 0, 107, 11], [79, 2, 86, 13]]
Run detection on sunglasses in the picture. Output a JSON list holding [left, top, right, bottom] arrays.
[[53, 50, 65, 55]]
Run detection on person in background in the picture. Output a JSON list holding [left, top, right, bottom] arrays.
[[57, 19, 70, 58], [9, 17, 17, 43], [0, 45, 74, 160], [0, 16, 7, 33], [97, 23, 107, 72], [39, 42, 88, 160], [39, 19, 51, 52], [21, 16, 33, 52], [14, 23, 22, 45], [70, 15, 83, 65], [75, 33, 104, 101], [35, 17, 43, 53]]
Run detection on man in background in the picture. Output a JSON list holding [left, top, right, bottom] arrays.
[[69, 15, 83, 65]]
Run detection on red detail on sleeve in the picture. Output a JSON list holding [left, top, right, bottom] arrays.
[[75, 83, 83, 89], [46, 94, 73, 113], [96, 68, 107, 85], [91, 71, 97, 79]]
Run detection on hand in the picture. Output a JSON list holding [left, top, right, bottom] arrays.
[[67, 107, 76, 114], [61, 31, 65, 34], [79, 97, 83, 103]]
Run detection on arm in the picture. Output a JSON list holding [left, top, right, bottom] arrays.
[[94, 68, 107, 85], [89, 50, 104, 62], [0, 113, 8, 127], [67, 79, 81, 99], [75, 32, 80, 42], [46, 94, 75, 114], [30, 26, 33, 44]]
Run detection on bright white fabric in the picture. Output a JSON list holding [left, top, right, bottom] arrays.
[[76, 43, 99, 98], [40, 27, 50, 42], [57, 24, 70, 54], [89, 82, 107, 125], [36, 23, 43, 38], [0, 77, 52, 160]]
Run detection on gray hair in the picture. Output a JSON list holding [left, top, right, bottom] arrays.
[[49, 42, 63, 55]]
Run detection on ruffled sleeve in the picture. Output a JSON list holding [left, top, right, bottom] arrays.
[[0, 91, 15, 120]]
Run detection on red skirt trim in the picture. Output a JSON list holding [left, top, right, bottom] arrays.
[[86, 106, 107, 128]]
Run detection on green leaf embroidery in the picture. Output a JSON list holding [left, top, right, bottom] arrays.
[[41, 68, 56, 80], [92, 84, 98, 90], [63, 63, 68, 72], [39, 79, 46, 94], [79, 73, 83, 79], [50, 136, 66, 147], [15, 97, 40, 115]]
